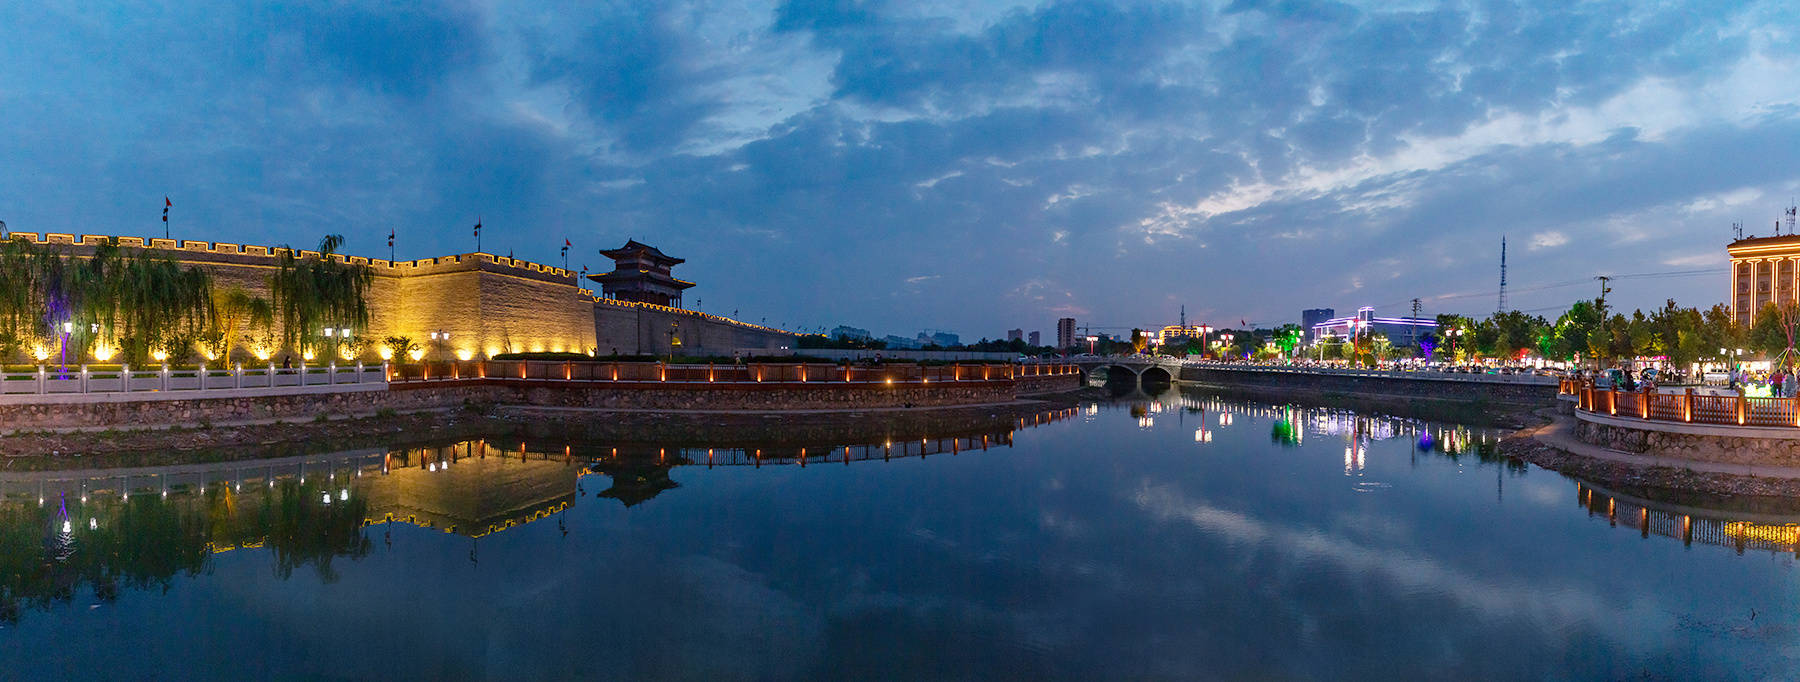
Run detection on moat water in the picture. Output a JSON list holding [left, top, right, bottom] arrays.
[[1, 385, 1797, 679]]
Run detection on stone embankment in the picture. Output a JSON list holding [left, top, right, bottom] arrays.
[[1179, 365, 1558, 408], [0, 371, 1086, 432]]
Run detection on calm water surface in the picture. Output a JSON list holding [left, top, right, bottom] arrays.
[[2, 387, 1798, 680]]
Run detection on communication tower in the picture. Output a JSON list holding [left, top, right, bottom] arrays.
[[1497, 236, 1507, 314]]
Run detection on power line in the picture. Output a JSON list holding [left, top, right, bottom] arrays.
[[1367, 267, 1725, 314]]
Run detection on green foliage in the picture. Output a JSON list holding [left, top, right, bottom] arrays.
[[383, 336, 419, 363], [271, 235, 371, 357]]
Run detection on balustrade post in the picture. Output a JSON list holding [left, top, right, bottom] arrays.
[[1739, 393, 1748, 425], [236, 363, 244, 389], [199, 363, 207, 391], [298, 359, 307, 386], [1684, 388, 1694, 422], [123, 363, 131, 393], [268, 362, 276, 387], [80, 364, 88, 393], [36, 365, 44, 394], [160, 363, 168, 392], [1640, 387, 1649, 419]]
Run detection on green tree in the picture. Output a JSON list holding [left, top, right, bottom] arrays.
[[270, 235, 372, 358]]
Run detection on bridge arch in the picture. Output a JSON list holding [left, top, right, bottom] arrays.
[[1139, 366, 1174, 384]]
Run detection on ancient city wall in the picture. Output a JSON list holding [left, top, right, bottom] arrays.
[[0, 233, 789, 362], [593, 299, 792, 357]]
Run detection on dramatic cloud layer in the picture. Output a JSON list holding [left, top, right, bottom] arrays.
[[3, 0, 1797, 338]]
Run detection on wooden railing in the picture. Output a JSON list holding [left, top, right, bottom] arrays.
[[388, 360, 1081, 385], [1559, 378, 1800, 427]]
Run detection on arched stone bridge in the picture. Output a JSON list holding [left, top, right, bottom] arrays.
[[1070, 356, 1184, 384]]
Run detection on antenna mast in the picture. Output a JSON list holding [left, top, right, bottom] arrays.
[[1787, 203, 1796, 236], [1734, 221, 1745, 241], [1497, 236, 1508, 314]]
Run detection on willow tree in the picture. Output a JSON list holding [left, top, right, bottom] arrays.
[[203, 285, 274, 362], [111, 249, 212, 363], [270, 235, 371, 357]]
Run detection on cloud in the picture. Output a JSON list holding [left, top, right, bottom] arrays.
[[1529, 231, 1569, 250], [0, 0, 1796, 336]]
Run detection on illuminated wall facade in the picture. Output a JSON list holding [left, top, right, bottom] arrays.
[[1727, 235, 1800, 327], [1, 232, 792, 362]]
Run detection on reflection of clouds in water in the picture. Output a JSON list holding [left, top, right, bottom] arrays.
[[1130, 481, 1660, 644], [573, 554, 824, 680]]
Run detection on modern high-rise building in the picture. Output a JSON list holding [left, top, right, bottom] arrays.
[[1301, 308, 1335, 332], [1006, 329, 1023, 342], [1028, 331, 1040, 346], [1056, 318, 1077, 349]]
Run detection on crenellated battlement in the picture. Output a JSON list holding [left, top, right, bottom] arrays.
[[6, 232, 580, 282], [0, 231, 792, 359]]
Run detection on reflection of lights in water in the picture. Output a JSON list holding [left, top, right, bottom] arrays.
[[61, 520, 71, 534], [321, 492, 331, 504], [1219, 412, 1232, 426], [1086, 404, 1099, 416], [1343, 444, 1365, 475], [1725, 522, 1799, 544], [1137, 416, 1155, 429], [339, 489, 349, 501], [1194, 428, 1211, 443]]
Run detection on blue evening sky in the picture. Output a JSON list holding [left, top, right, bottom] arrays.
[[2, 1, 1797, 339]]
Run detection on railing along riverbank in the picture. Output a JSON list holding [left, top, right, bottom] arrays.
[[1560, 378, 1800, 427], [1187, 361, 1558, 385], [388, 360, 1080, 385], [0, 362, 386, 397]]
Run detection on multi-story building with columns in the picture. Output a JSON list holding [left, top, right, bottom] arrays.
[[1728, 235, 1800, 327]]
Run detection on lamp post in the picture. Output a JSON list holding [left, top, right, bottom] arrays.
[[1086, 335, 1098, 355], [1444, 327, 1465, 364], [429, 330, 450, 363], [1197, 325, 1212, 360]]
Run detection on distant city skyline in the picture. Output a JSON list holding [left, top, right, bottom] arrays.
[[3, 2, 1797, 340]]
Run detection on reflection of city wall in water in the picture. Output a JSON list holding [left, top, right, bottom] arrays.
[[0, 407, 1075, 622]]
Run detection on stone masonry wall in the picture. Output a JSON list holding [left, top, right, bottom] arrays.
[[0, 385, 513, 430], [593, 302, 792, 357], [0, 374, 1068, 431], [0, 232, 786, 364], [1014, 373, 1084, 395], [1575, 419, 1800, 468]]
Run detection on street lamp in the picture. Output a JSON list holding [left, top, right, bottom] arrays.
[[1086, 335, 1098, 355], [1198, 325, 1212, 359], [1444, 328, 1465, 363], [429, 330, 450, 362]]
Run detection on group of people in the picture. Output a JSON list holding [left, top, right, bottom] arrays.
[[1729, 366, 1800, 397]]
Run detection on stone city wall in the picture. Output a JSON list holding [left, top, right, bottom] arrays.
[[0, 232, 790, 363], [593, 300, 792, 357]]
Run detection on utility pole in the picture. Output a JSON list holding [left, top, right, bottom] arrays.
[[1411, 298, 1421, 353], [1596, 275, 1612, 317]]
